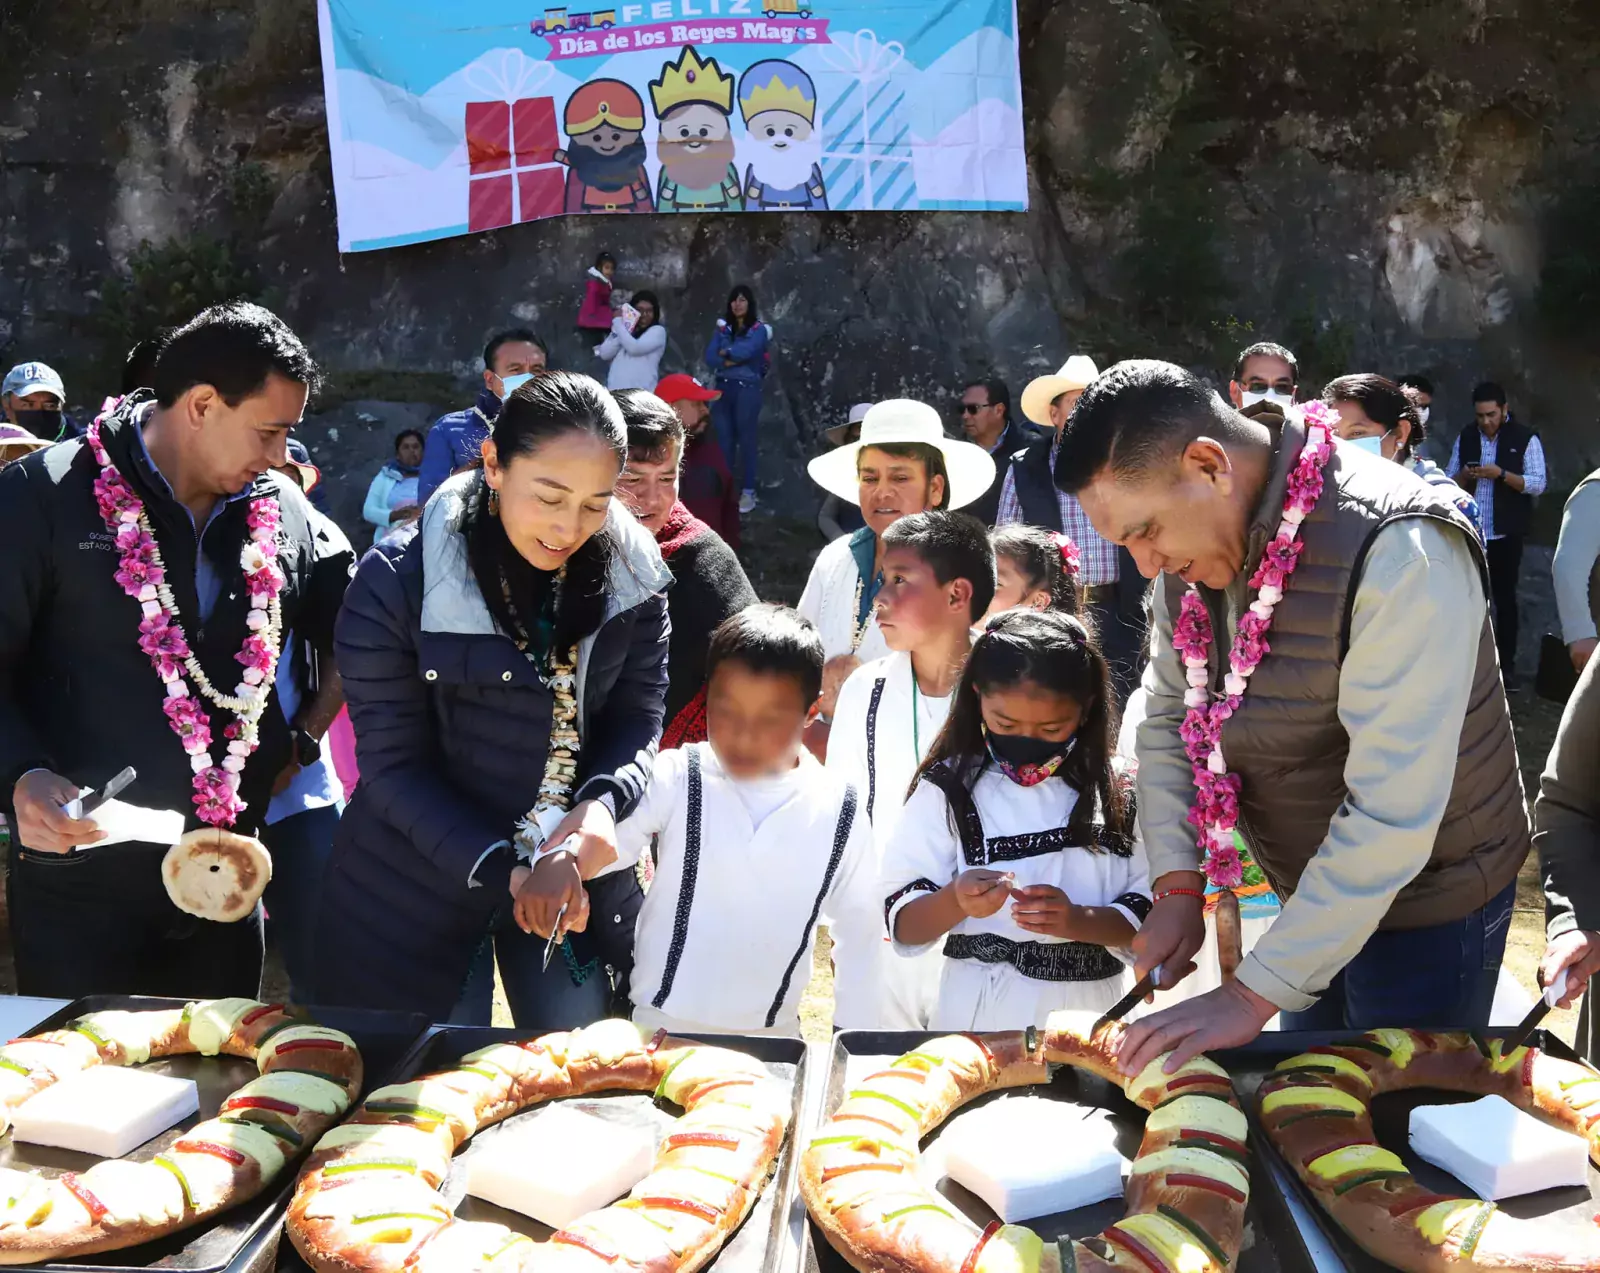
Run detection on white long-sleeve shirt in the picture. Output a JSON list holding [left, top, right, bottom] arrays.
[[881, 767, 1151, 1029], [605, 742, 874, 1034], [826, 651, 951, 1028], [797, 533, 890, 664], [596, 318, 667, 391]]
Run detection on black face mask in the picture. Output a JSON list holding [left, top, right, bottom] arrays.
[[14, 408, 61, 439], [985, 732, 1066, 768]]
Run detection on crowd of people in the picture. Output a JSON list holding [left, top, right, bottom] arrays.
[[5, 297, 1600, 1070]]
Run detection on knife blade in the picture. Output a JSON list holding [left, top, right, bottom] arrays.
[[542, 900, 569, 973], [1500, 970, 1572, 1054], [1092, 963, 1163, 1036]]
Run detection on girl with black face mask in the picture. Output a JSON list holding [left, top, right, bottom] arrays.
[[880, 608, 1151, 1029]]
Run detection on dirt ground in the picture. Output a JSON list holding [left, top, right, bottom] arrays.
[[0, 683, 1572, 1048]]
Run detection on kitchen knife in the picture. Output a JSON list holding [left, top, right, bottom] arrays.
[[1092, 963, 1163, 1035], [541, 900, 568, 973], [1500, 970, 1573, 1055]]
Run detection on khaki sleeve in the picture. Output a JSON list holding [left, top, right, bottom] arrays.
[[1553, 483, 1600, 646], [1536, 658, 1600, 940], [1134, 580, 1204, 880], [1236, 520, 1483, 1012]]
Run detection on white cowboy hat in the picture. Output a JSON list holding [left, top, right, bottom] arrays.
[[807, 399, 996, 511], [1021, 355, 1101, 426], [823, 401, 873, 446]]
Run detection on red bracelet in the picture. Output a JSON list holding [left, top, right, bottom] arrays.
[[1154, 888, 1206, 902]]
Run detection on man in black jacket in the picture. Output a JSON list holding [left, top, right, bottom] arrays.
[[1447, 380, 1547, 680], [0, 301, 339, 1000]]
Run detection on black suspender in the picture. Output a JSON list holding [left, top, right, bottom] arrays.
[[650, 746, 704, 1009], [764, 783, 858, 1028]]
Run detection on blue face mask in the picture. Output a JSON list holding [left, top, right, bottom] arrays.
[[1346, 432, 1388, 458], [498, 372, 537, 400]]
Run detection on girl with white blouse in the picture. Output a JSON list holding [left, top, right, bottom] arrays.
[[882, 609, 1151, 1030]]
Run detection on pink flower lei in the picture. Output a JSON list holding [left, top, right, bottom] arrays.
[[86, 415, 286, 827], [1172, 401, 1338, 888]]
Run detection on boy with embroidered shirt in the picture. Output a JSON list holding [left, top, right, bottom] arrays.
[[826, 511, 996, 1028], [517, 604, 874, 1037]]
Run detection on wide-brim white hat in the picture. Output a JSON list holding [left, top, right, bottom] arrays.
[[807, 399, 996, 510], [823, 401, 874, 446], [1021, 355, 1101, 426]]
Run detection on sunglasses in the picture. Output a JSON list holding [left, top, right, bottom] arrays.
[[960, 402, 994, 414]]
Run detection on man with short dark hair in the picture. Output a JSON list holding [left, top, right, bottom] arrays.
[[959, 376, 1040, 526], [1228, 341, 1298, 411], [0, 301, 339, 999], [1447, 380, 1545, 681], [1053, 359, 1527, 1068], [417, 329, 548, 505], [613, 389, 756, 746]]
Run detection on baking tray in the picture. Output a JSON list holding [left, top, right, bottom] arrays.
[[278, 1025, 812, 1273], [1219, 1028, 1600, 1273], [0, 995, 429, 1273], [800, 1031, 1315, 1273]]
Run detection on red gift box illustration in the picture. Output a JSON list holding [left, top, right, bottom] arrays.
[[465, 52, 562, 232]]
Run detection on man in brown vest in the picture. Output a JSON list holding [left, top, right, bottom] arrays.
[[1051, 360, 1530, 1074]]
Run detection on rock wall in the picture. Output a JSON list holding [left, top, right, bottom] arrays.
[[4, 0, 1600, 525]]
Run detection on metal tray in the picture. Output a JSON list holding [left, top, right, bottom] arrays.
[[278, 1025, 812, 1273], [800, 1031, 1314, 1273], [1219, 1028, 1600, 1273], [0, 995, 428, 1273]]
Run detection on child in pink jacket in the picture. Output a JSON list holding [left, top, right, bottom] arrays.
[[578, 251, 616, 335]]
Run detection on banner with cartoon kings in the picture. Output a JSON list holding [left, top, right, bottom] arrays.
[[315, 0, 1026, 252]]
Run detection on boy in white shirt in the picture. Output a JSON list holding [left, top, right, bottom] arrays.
[[517, 604, 874, 1036], [826, 512, 996, 1028]]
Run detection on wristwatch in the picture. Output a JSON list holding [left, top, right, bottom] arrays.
[[291, 729, 321, 767]]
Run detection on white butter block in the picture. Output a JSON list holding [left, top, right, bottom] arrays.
[[464, 1105, 656, 1228], [941, 1097, 1125, 1222], [13, 1067, 199, 1158], [1410, 1095, 1588, 1200]]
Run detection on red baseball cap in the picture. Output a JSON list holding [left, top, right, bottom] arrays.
[[654, 373, 720, 404]]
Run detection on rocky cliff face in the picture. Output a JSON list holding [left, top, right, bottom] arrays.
[[3, 0, 1599, 520]]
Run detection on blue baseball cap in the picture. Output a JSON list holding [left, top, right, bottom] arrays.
[[2, 362, 65, 401]]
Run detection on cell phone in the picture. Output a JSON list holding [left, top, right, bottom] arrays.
[[75, 766, 137, 818], [618, 302, 641, 329]]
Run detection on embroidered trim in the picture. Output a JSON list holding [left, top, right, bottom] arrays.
[[1113, 892, 1154, 923], [985, 827, 1075, 863], [864, 678, 886, 823], [920, 763, 988, 865], [883, 878, 940, 929], [765, 784, 858, 1028], [942, 933, 1124, 983], [651, 745, 704, 1009]]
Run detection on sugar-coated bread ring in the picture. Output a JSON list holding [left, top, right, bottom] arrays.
[[0, 999, 361, 1265], [285, 1018, 793, 1273], [161, 828, 272, 923], [800, 1011, 1251, 1273], [1261, 1028, 1600, 1272]]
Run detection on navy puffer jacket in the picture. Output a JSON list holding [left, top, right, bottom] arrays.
[[316, 471, 671, 1019]]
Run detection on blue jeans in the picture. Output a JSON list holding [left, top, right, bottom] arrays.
[[1280, 880, 1515, 1031], [712, 378, 763, 492], [449, 914, 611, 1028], [261, 804, 341, 1004]]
